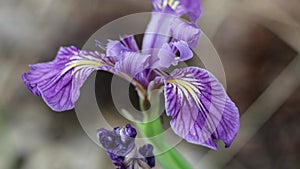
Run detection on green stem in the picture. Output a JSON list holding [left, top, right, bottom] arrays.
[[137, 99, 193, 169]]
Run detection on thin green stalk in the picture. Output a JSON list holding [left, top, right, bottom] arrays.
[[137, 99, 193, 169]]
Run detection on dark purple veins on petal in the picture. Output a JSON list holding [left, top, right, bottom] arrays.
[[163, 67, 240, 150], [22, 46, 109, 111]]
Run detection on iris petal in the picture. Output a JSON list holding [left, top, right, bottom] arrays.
[[106, 35, 139, 60], [120, 34, 139, 52], [115, 51, 150, 77], [178, 0, 202, 22], [171, 40, 193, 62], [142, 10, 201, 54], [171, 19, 201, 49], [150, 43, 175, 69], [151, 0, 202, 22], [22, 46, 112, 111], [106, 40, 127, 60], [152, 40, 193, 69], [163, 67, 240, 149], [142, 12, 176, 51]]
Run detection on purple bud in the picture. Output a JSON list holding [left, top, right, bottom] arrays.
[[98, 125, 137, 157], [124, 124, 137, 138], [139, 144, 155, 168], [107, 152, 126, 169], [97, 129, 117, 149], [97, 125, 155, 169]]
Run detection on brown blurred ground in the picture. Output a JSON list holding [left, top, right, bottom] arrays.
[[0, 0, 299, 169]]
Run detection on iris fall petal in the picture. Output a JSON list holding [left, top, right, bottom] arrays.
[[22, 46, 111, 111], [163, 67, 240, 149]]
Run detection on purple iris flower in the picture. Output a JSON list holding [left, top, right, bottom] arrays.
[[22, 0, 239, 150], [98, 124, 155, 169]]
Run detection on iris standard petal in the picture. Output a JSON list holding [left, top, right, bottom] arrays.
[[151, 0, 163, 10], [144, 0, 202, 52], [171, 19, 201, 49], [178, 0, 202, 22], [150, 43, 175, 69], [171, 40, 193, 62], [120, 35, 139, 52], [163, 67, 240, 149], [115, 51, 151, 77], [142, 11, 176, 52], [106, 40, 127, 60], [151, 0, 202, 22], [22, 46, 112, 111], [156, 40, 193, 68], [106, 35, 139, 61]]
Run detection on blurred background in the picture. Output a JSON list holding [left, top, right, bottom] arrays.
[[0, 0, 300, 169]]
